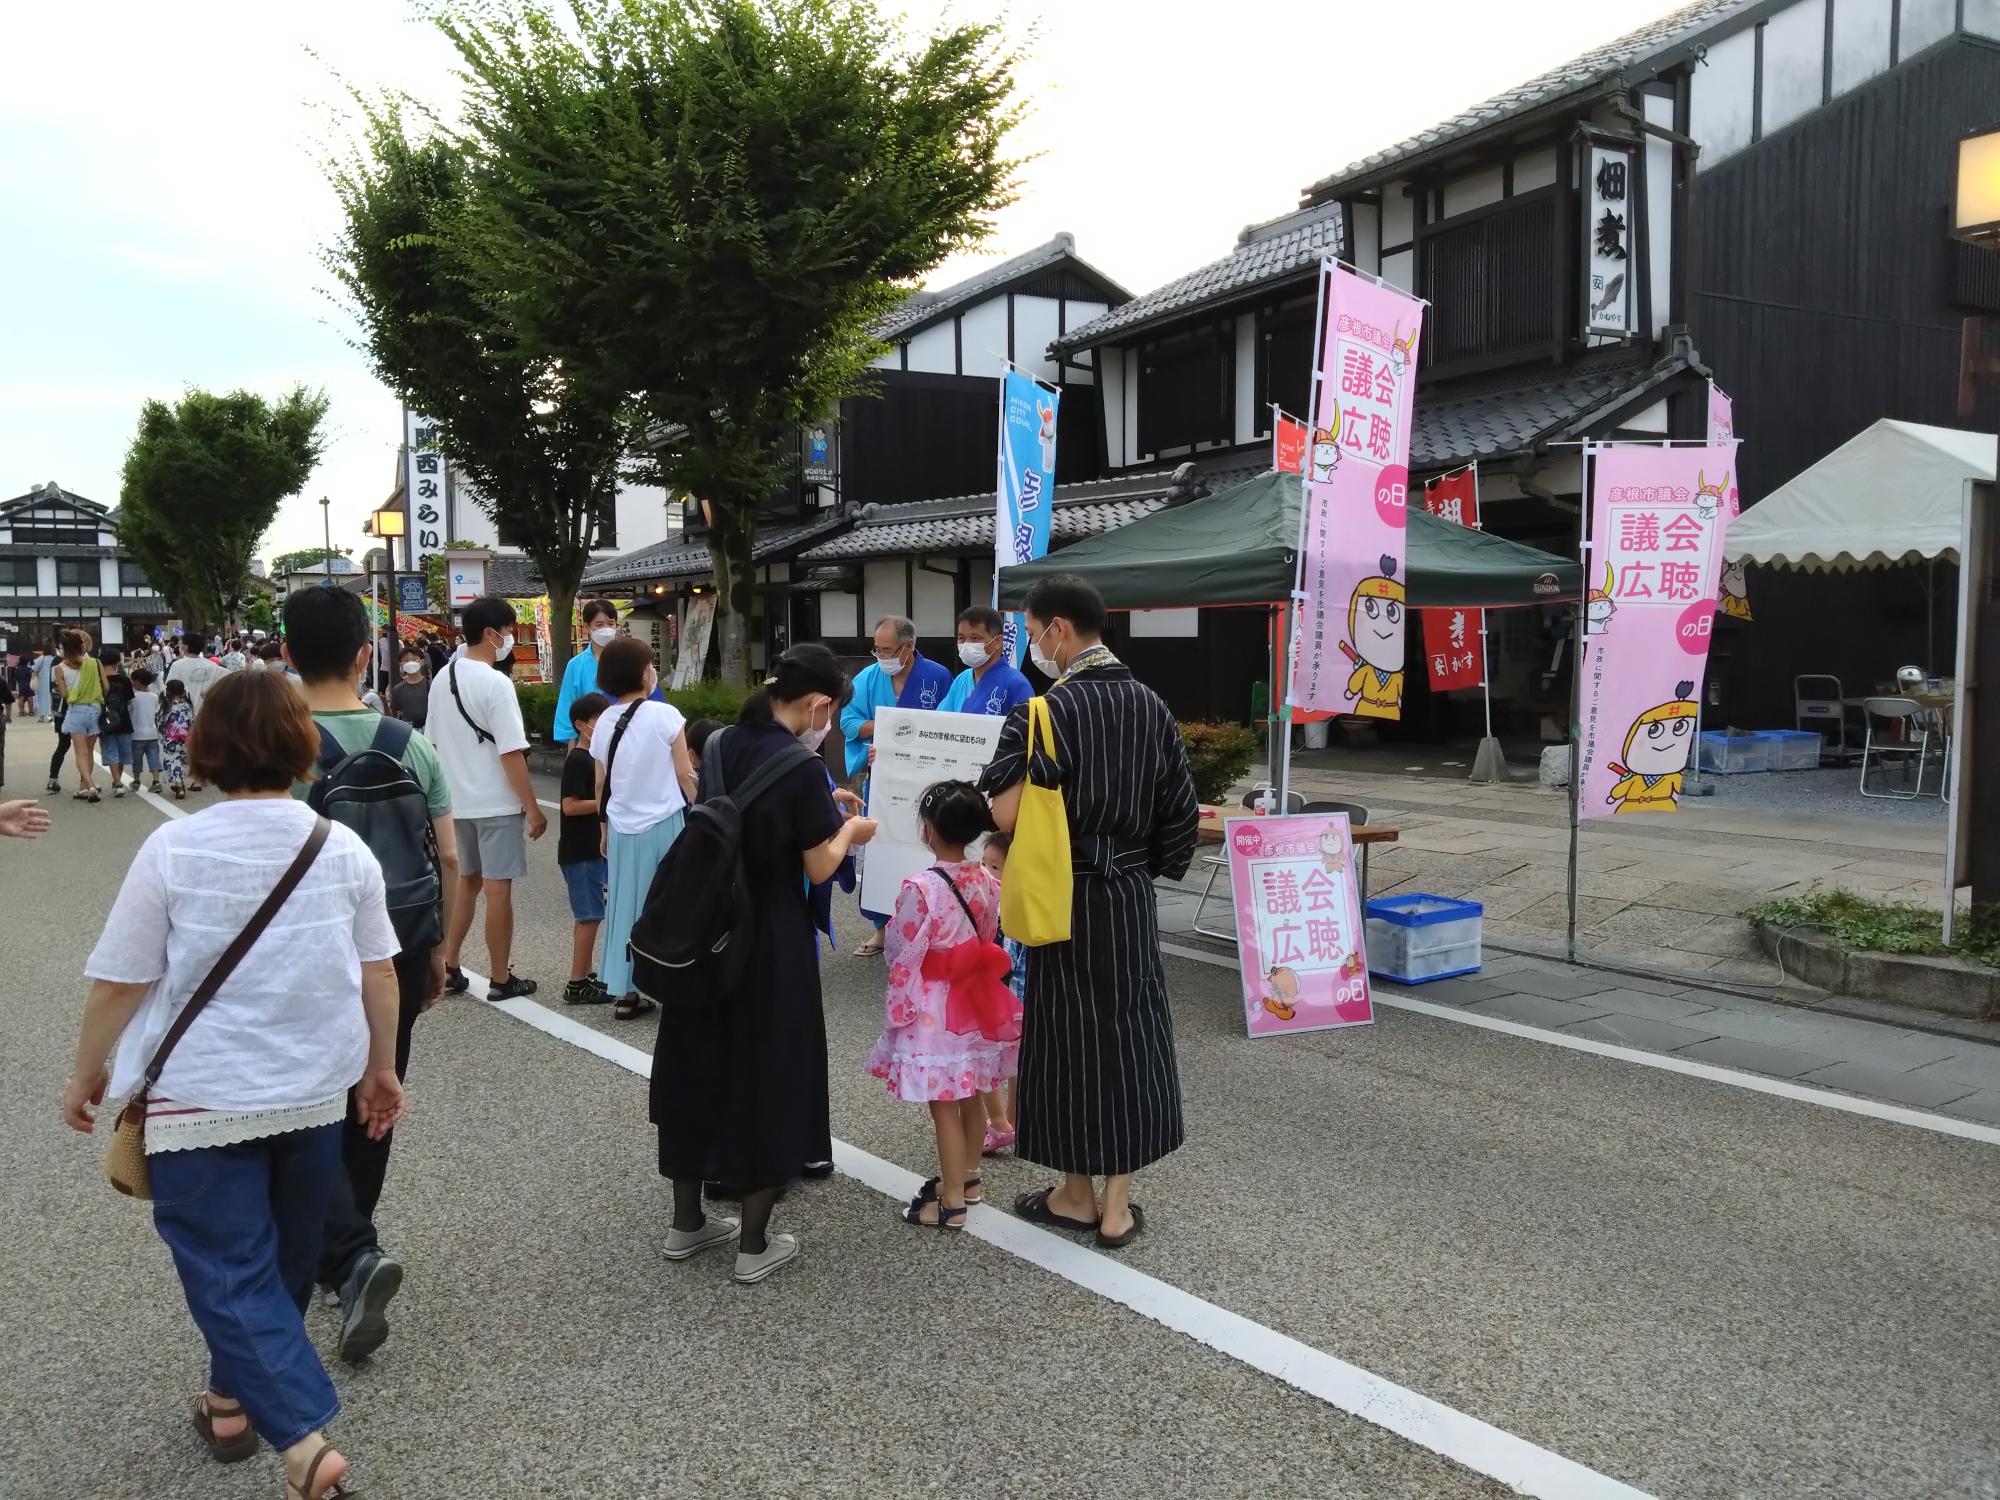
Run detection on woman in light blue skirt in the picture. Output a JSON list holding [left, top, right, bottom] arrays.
[[589, 638, 698, 1020]]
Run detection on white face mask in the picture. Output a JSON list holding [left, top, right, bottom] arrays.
[[496, 632, 515, 658], [797, 700, 830, 752], [874, 650, 904, 672], [957, 641, 992, 669], [591, 626, 616, 648], [401, 660, 423, 677], [1028, 624, 1062, 678]]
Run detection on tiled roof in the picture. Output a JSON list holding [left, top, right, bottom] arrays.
[[1, 481, 108, 516], [870, 233, 1128, 344], [795, 472, 1185, 562], [1308, 0, 1752, 198], [1413, 342, 1702, 470], [486, 553, 546, 599], [581, 514, 848, 587], [1050, 204, 1342, 354]]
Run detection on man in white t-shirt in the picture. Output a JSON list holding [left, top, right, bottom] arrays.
[[166, 637, 227, 714], [426, 595, 547, 1000]]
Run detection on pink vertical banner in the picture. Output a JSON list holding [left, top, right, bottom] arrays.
[[1289, 263, 1424, 719], [1576, 444, 1735, 819], [1225, 813, 1374, 1037]]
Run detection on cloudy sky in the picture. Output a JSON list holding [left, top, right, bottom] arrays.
[[1, 0, 1679, 558]]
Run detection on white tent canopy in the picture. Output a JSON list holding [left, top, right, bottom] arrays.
[[1726, 419, 1996, 571]]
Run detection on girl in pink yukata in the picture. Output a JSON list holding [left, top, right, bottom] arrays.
[[867, 780, 1021, 1231]]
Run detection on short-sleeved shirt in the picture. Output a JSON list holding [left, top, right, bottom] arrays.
[[290, 709, 452, 817], [389, 678, 430, 725], [591, 698, 689, 836], [426, 657, 530, 819], [558, 746, 601, 866], [940, 661, 1034, 717]]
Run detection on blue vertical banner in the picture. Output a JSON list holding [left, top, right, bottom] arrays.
[[994, 366, 1059, 663]]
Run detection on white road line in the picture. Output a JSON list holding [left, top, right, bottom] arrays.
[[463, 969, 1651, 1500], [1159, 941, 2000, 1148]]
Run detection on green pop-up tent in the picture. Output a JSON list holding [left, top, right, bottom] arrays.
[[995, 470, 1580, 609]]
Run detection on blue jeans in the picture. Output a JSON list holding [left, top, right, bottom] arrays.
[[150, 1124, 342, 1450]]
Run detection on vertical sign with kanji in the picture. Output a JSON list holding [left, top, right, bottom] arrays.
[[1225, 813, 1374, 1038], [1576, 442, 1737, 820], [1273, 409, 1307, 475], [1417, 468, 1485, 693], [1583, 142, 1635, 338], [1288, 262, 1423, 719], [404, 409, 448, 581]]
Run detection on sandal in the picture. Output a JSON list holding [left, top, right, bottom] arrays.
[[852, 938, 885, 958], [191, 1394, 258, 1464], [86, 789, 100, 803], [613, 992, 657, 1020], [901, 1192, 967, 1230], [288, 1442, 356, 1499], [1095, 1203, 1146, 1251], [442, 965, 468, 994], [914, 1174, 982, 1207], [1013, 1185, 1099, 1233]]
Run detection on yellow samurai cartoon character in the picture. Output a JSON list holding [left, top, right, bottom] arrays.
[[1605, 679, 1699, 813], [1261, 965, 1302, 1021], [1340, 554, 1405, 718]]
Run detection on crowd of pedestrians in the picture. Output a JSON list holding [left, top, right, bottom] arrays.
[[54, 574, 1198, 1499]]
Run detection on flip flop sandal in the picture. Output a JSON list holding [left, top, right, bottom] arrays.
[[900, 1193, 967, 1230], [192, 1394, 259, 1464], [1012, 1186, 1099, 1233], [852, 940, 884, 958], [1095, 1204, 1146, 1251]]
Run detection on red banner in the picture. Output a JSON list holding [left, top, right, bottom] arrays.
[[1421, 468, 1479, 527], [1274, 414, 1307, 475], [1421, 607, 1483, 691]]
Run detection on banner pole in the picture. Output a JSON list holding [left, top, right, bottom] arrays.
[[1567, 447, 1591, 965]]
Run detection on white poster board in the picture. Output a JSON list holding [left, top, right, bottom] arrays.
[[859, 706, 1006, 916]]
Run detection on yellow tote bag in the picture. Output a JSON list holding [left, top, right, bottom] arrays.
[[1001, 695, 1072, 946]]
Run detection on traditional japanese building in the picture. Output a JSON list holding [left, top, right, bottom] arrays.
[[0, 481, 171, 652]]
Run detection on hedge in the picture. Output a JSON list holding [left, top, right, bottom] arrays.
[[516, 678, 750, 742], [1178, 720, 1260, 805]]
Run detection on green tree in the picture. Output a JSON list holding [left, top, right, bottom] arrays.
[[243, 594, 276, 634], [118, 388, 330, 630], [324, 99, 626, 666], [430, 0, 1023, 679], [269, 545, 352, 578]]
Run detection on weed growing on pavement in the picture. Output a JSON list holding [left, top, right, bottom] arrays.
[[1745, 886, 2000, 968]]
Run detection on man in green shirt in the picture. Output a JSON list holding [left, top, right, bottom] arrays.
[[282, 585, 459, 1367]]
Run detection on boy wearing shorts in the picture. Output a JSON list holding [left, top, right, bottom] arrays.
[[560, 692, 612, 1005]]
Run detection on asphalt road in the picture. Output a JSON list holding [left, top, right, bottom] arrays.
[[2, 735, 1995, 1499]]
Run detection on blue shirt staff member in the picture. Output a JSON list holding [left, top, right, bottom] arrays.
[[939, 605, 1034, 718], [552, 597, 663, 743], [839, 614, 953, 957]]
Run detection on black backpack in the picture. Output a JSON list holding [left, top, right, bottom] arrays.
[[306, 717, 443, 953], [626, 727, 816, 1002]]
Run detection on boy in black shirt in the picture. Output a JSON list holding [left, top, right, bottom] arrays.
[[560, 692, 612, 1005]]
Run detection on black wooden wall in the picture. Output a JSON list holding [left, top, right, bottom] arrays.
[[1690, 35, 2000, 726], [841, 371, 1104, 508]]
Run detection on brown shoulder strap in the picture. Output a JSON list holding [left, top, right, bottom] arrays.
[[140, 817, 332, 1093]]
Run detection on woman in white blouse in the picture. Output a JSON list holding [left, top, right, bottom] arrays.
[[62, 670, 403, 1500]]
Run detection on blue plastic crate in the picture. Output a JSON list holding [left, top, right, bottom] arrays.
[[1363, 893, 1483, 983], [1761, 729, 1822, 771]]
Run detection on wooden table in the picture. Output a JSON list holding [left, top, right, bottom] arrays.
[[1844, 693, 1954, 730], [1190, 808, 1402, 941]]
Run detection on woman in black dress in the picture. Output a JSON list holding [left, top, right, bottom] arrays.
[[650, 645, 878, 1285], [980, 574, 1199, 1250]]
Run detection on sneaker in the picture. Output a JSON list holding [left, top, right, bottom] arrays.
[[661, 1214, 740, 1262], [562, 976, 611, 1005], [44, 779, 58, 793], [487, 973, 538, 1001], [112, 785, 125, 798], [733, 1233, 800, 1285], [336, 1249, 404, 1363]]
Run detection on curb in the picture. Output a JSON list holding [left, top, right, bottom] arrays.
[[1752, 924, 2000, 1020]]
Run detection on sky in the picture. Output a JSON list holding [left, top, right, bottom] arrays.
[[0, 0, 1684, 559]]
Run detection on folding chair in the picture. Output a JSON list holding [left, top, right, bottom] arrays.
[[1858, 697, 1933, 799], [1794, 675, 1855, 766], [1190, 787, 1303, 939]]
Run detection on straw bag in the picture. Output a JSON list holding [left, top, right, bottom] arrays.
[[999, 696, 1072, 947], [104, 818, 331, 1199]]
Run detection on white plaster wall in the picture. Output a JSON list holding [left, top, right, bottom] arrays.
[[1901, 0, 1956, 52], [1234, 318, 1260, 444], [1013, 295, 1064, 381], [1514, 145, 1559, 193], [1645, 93, 1675, 338], [1381, 247, 1414, 294], [904, 321, 957, 376], [1691, 25, 1758, 165], [821, 590, 861, 636], [1123, 348, 1142, 462], [1966, 0, 2000, 40], [1442, 163, 1506, 219], [871, 349, 900, 371], [863, 560, 908, 627], [37, 558, 55, 593], [1761, 0, 1828, 137], [1350, 202, 1380, 273], [1831, 0, 1893, 91], [912, 565, 958, 636], [1380, 181, 1413, 246], [958, 298, 1009, 377], [1099, 348, 1127, 468], [1624, 399, 1669, 435], [446, 492, 502, 550]]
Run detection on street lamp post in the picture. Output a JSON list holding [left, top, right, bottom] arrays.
[[319, 495, 333, 579], [369, 506, 409, 661]]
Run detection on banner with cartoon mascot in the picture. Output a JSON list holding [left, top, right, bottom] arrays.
[[1576, 442, 1737, 819], [1225, 812, 1374, 1038], [1289, 263, 1424, 719]]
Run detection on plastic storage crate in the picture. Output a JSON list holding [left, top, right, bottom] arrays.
[[1697, 730, 1770, 774], [1762, 729, 1822, 771], [1364, 893, 1482, 984]]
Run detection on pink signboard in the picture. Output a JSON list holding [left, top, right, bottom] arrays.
[[1290, 264, 1424, 720], [1226, 813, 1375, 1037], [1576, 443, 1736, 819]]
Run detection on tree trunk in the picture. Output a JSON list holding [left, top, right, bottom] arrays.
[[544, 575, 577, 671], [707, 504, 760, 685]]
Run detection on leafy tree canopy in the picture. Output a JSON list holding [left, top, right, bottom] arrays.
[[269, 545, 352, 577]]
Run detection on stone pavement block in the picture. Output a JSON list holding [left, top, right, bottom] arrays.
[[1465, 991, 1613, 1029], [1561, 1013, 1721, 1052], [1574, 987, 1723, 1025], [1939, 1089, 2000, 1125], [1691, 1006, 1958, 1069], [1697, 956, 1794, 986], [1512, 894, 1628, 933], [1383, 974, 1510, 1007], [1458, 883, 1546, 921], [1675, 1036, 1837, 1079], [1496, 964, 1625, 1001], [1913, 1051, 2000, 1093], [1581, 940, 1727, 976], [1797, 1061, 1977, 1109], [1585, 905, 1716, 947], [1675, 920, 1765, 960]]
